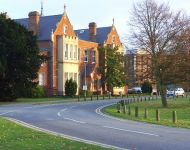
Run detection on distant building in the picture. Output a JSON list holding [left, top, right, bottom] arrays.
[[125, 48, 153, 87], [15, 6, 124, 95]]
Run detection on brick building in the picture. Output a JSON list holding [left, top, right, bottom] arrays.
[[125, 49, 152, 87], [15, 6, 124, 95]]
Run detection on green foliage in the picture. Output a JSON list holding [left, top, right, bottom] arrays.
[[98, 46, 126, 91], [65, 78, 77, 97], [79, 89, 93, 97], [141, 81, 152, 93], [0, 13, 47, 101], [31, 86, 47, 98]]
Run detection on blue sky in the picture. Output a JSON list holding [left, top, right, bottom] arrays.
[[0, 0, 190, 41]]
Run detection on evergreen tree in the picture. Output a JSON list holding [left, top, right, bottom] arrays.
[[0, 13, 47, 101], [65, 78, 77, 97], [99, 46, 126, 93]]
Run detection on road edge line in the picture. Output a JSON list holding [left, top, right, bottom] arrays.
[[4, 117, 129, 150]]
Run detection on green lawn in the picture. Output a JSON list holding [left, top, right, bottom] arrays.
[[0, 117, 111, 150], [0, 95, 117, 105], [104, 97, 190, 128]]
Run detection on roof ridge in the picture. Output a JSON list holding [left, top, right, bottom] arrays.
[[75, 26, 112, 31]]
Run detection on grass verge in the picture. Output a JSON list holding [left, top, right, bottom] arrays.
[[104, 97, 190, 128], [0, 117, 111, 150]]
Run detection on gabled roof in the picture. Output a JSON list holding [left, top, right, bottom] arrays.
[[74, 26, 112, 44], [15, 15, 62, 41], [15, 14, 112, 43]]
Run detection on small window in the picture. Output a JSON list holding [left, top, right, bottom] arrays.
[[39, 73, 45, 86], [70, 45, 73, 59], [84, 50, 89, 62], [63, 26, 67, 34], [74, 45, 77, 59], [65, 44, 69, 59], [112, 35, 116, 43], [92, 50, 96, 63], [74, 73, 77, 81]]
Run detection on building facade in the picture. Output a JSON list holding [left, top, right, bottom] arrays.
[[125, 49, 152, 87], [15, 7, 124, 95]]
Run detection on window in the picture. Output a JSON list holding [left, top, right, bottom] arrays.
[[63, 26, 67, 34], [74, 73, 77, 81], [65, 44, 69, 59], [69, 73, 73, 79], [39, 73, 45, 86], [78, 48, 80, 60], [112, 35, 116, 43], [74, 45, 77, 59], [92, 50, 96, 63], [84, 50, 89, 62], [70, 45, 73, 59], [65, 72, 68, 81]]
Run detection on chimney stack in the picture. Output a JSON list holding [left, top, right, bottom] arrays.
[[89, 22, 97, 42], [28, 11, 40, 36]]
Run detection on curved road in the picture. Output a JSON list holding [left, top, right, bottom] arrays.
[[0, 99, 190, 150]]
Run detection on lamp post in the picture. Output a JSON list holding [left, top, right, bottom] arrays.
[[84, 61, 87, 99]]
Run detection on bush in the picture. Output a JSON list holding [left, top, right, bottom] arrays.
[[141, 81, 152, 93], [79, 89, 93, 97], [31, 86, 47, 98], [65, 78, 77, 97]]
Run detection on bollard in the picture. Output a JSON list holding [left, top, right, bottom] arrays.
[[144, 108, 148, 119], [123, 104, 126, 114], [172, 111, 177, 123], [97, 94, 99, 100], [128, 106, 131, 115], [78, 95, 80, 101], [117, 102, 121, 113], [109, 93, 111, 99], [156, 109, 160, 121], [91, 95, 93, 101], [135, 106, 139, 117], [84, 95, 86, 101]]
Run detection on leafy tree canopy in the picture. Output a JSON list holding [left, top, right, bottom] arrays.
[[0, 13, 47, 101]]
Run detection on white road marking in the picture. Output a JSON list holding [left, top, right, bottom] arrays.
[[103, 125, 159, 137], [63, 117, 86, 124], [57, 108, 68, 117], [96, 103, 160, 137], [0, 111, 14, 115]]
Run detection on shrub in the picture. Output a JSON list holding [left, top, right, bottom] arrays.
[[31, 86, 47, 98], [65, 78, 77, 97], [141, 81, 152, 93], [79, 89, 93, 97]]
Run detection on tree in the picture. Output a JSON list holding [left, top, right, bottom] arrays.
[[0, 13, 47, 101], [65, 78, 77, 97], [99, 46, 126, 93], [141, 81, 152, 93], [129, 0, 190, 107]]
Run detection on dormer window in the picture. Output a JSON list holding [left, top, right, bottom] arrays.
[[63, 26, 67, 34]]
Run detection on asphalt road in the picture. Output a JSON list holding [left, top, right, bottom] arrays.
[[0, 99, 190, 150]]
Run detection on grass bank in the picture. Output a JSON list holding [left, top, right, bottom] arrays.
[[104, 97, 190, 128], [0, 117, 111, 150]]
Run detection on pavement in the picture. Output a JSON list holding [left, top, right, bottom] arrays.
[[0, 99, 190, 150]]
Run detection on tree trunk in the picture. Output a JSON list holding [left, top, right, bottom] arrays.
[[160, 84, 167, 107]]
